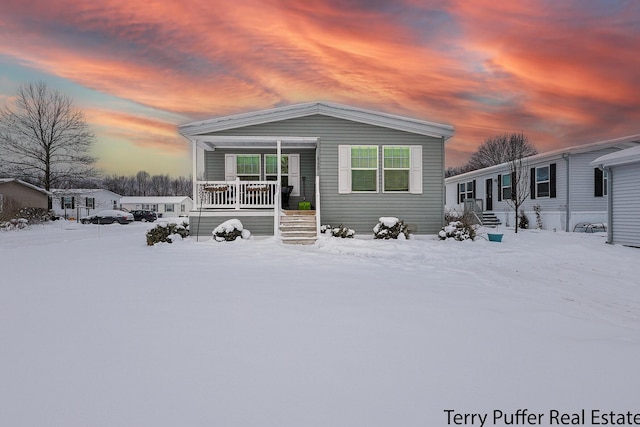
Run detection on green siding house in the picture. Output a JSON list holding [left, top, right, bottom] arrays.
[[179, 102, 454, 242]]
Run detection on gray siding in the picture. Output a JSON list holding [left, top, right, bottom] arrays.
[[568, 148, 618, 211], [611, 163, 640, 247], [203, 115, 445, 234], [204, 147, 316, 209], [189, 213, 274, 237]]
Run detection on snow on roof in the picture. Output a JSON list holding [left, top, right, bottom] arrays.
[[120, 196, 192, 204], [0, 178, 51, 195], [50, 188, 122, 197], [591, 144, 640, 167]]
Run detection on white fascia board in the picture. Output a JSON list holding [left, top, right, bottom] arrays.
[[179, 102, 454, 139], [591, 145, 640, 167]]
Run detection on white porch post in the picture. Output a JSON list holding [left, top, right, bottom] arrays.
[[274, 140, 282, 236], [192, 139, 198, 209]]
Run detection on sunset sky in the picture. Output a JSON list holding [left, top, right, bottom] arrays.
[[1, 0, 638, 177]]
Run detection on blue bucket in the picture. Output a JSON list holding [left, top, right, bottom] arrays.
[[487, 233, 503, 242]]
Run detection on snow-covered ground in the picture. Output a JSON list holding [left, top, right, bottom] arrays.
[[1, 220, 639, 427]]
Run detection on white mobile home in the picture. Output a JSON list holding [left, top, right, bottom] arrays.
[[51, 189, 122, 219], [445, 134, 640, 231], [591, 145, 640, 247], [119, 196, 193, 216]]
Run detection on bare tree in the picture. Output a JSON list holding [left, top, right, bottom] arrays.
[[467, 133, 537, 171], [150, 174, 171, 196], [135, 171, 150, 196], [503, 133, 532, 233], [0, 82, 97, 191]]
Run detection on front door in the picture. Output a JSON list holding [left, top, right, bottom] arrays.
[[485, 178, 493, 211]]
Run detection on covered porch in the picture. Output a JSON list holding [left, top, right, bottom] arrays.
[[187, 135, 320, 239]]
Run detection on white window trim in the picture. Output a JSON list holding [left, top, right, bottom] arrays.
[[501, 173, 512, 200], [382, 145, 410, 193], [339, 145, 422, 194], [535, 165, 550, 198], [350, 145, 379, 193]]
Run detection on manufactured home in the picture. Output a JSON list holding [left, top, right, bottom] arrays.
[[51, 188, 122, 219], [119, 196, 193, 217], [445, 134, 640, 231], [0, 178, 50, 216], [591, 145, 640, 247], [179, 102, 454, 243]]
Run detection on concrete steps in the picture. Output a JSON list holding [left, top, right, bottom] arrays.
[[280, 210, 317, 245], [481, 212, 501, 227]]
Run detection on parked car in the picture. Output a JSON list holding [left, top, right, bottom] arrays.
[[81, 210, 134, 224], [130, 210, 158, 222]]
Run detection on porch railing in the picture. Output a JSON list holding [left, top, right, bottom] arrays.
[[196, 179, 278, 209]]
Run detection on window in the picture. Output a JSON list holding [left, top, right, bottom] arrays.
[[85, 197, 95, 209], [501, 174, 512, 200], [351, 146, 378, 192], [458, 181, 474, 203], [338, 145, 422, 194], [0, 194, 3, 212], [165, 204, 174, 212], [265, 154, 289, 187], [236, 155, 260, 181], [61, 196, 74, 209], [535, 166, 550, 198], [594, 168, 608, 197], [383, 146, 410, 191], [180, 204, 186, 212]]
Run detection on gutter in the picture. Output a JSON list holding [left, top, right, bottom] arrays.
[[562, 153, 571, 232]]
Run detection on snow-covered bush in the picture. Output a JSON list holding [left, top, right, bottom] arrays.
[[213, 219, 251, 242], [438, 221, 476, 241], [146, 221, 190, 246], [518, 209, 529, 229], [321, 224, 355, 238], [0, 218, 29, 231], [373, 217, 410, 240], [533, 204, 543, 229]]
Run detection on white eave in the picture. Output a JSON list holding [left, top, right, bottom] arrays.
[[591, 144, 640, 168], [178, 101, 455, 140]]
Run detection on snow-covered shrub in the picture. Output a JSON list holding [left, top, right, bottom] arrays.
[[320, 224, 331, 234], [332, 225, 355, 238], [0, 218, 29, 231], [213, 219, 251, 242], [533, 204, 543, 229], [373, 217, 411, 240], [146, 221, 190, 246], [518, 210, 529, 229], [438, 221, 476, 241]]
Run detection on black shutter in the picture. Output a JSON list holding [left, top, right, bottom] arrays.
[[61, 197, 65, 209], [472, 180, 476, 199], [457, 183, 461, 203], [550, 163, 557, 198], [511, 175, 516, 200], [497, 175, 502, 201], [530, 168, 536, 199], [71, 197, 75, 209], [594, 168, 604, 197]]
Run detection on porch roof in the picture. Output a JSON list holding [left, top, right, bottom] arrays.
[[189, 135, 318, 151]]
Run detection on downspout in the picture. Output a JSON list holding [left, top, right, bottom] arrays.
[[562, 153, 570, 232], [605, 166, 613, 244]]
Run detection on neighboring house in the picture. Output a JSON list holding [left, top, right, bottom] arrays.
[[0, 178, 50, 216], [51, 189, 122, 219], [119, 196, 193, 216], [445, 134, 640, 232], [178, 101, 455, 240], [591, 145, 640, 247]]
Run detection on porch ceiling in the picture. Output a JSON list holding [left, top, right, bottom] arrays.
[[191, 135, 318, 150]]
